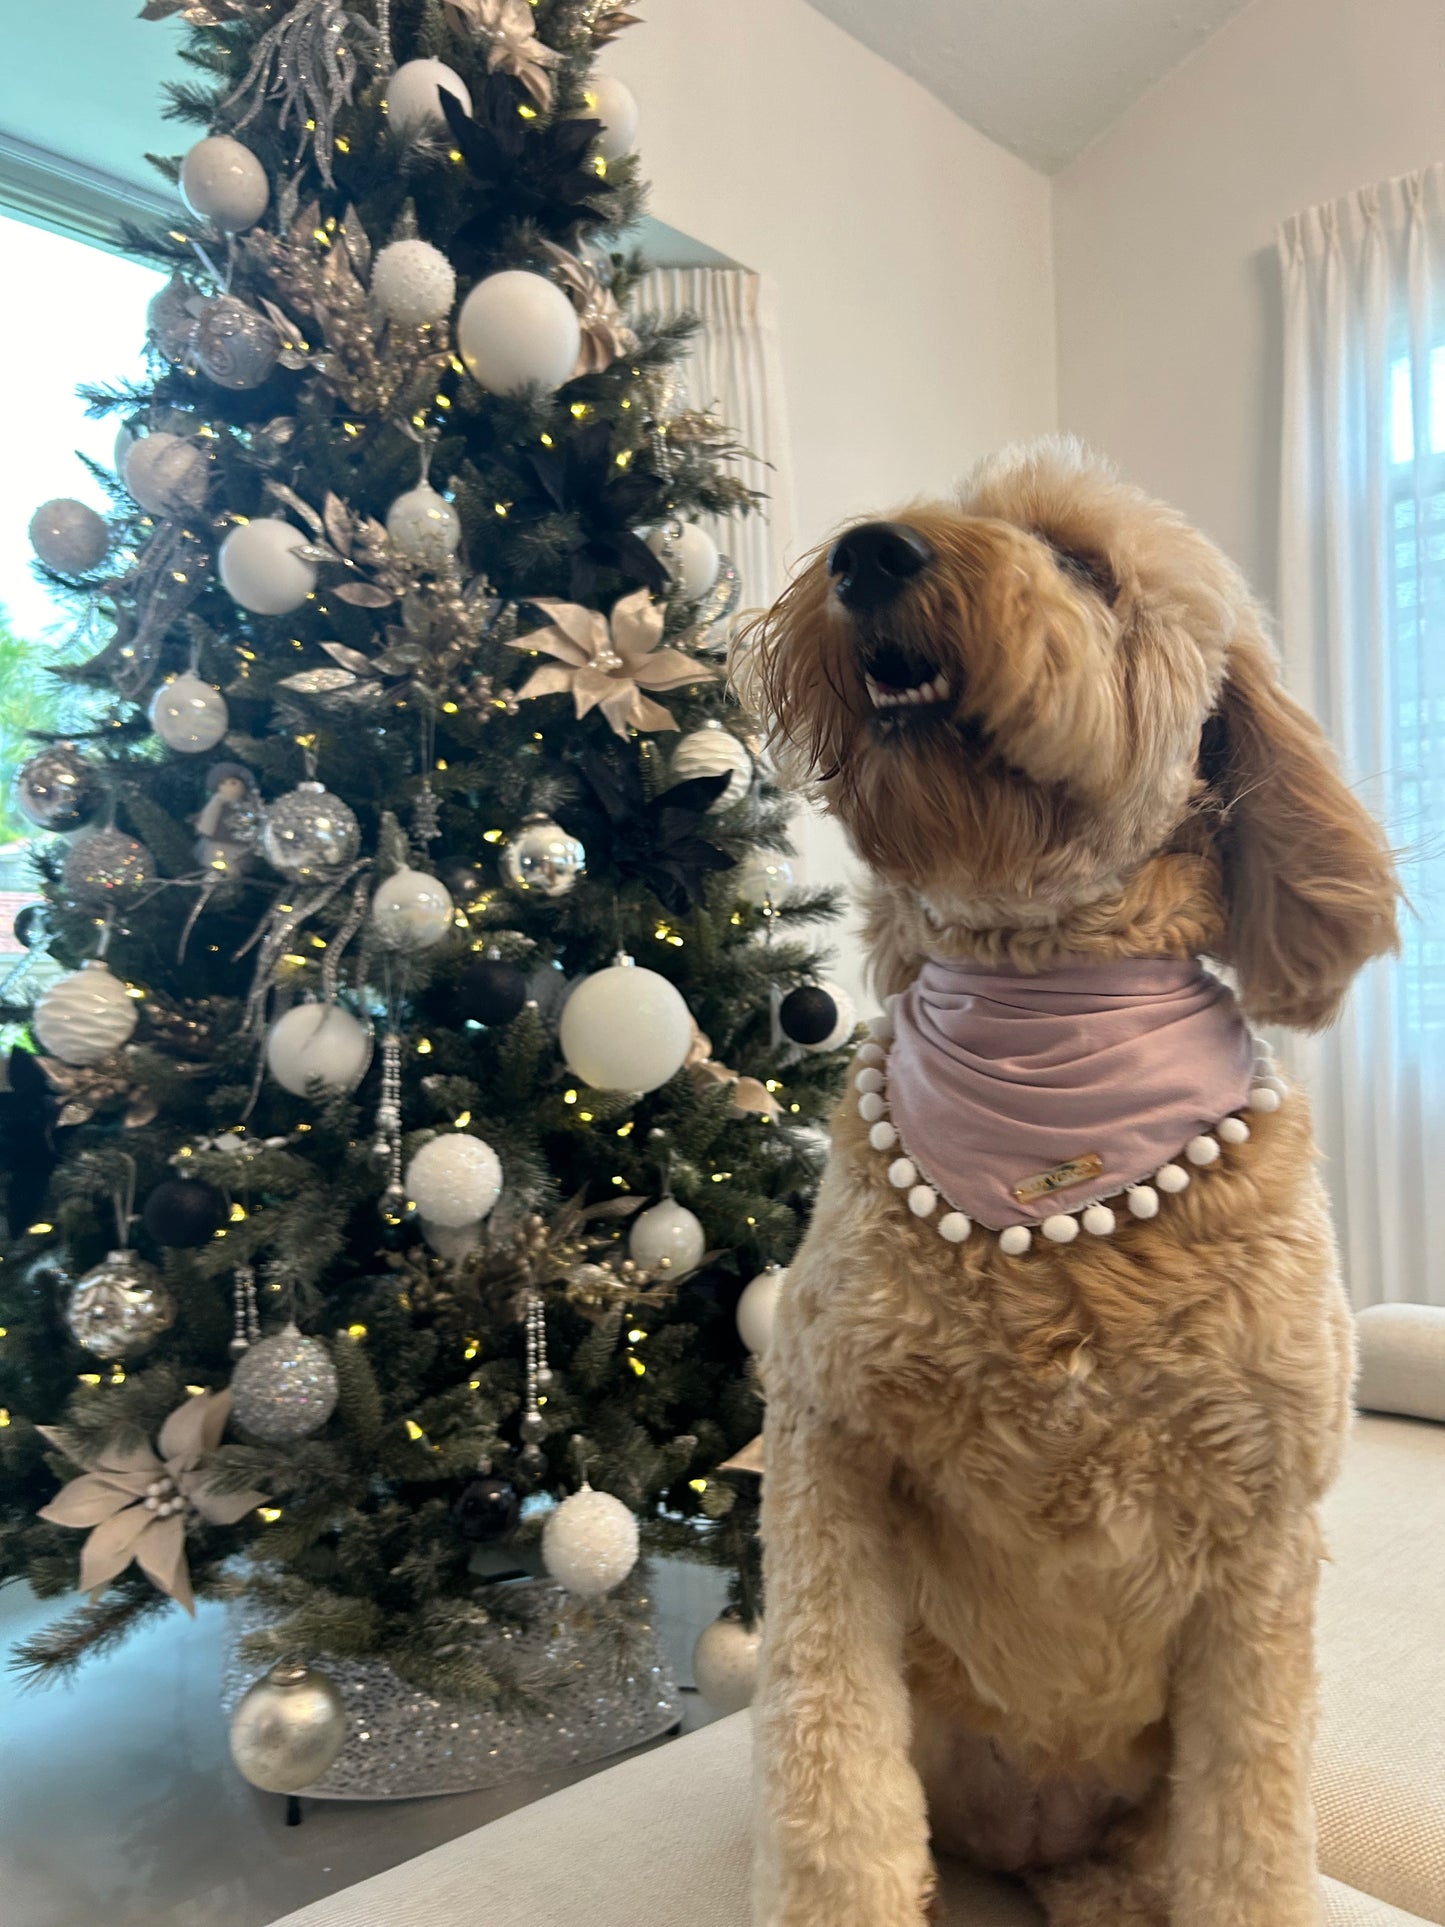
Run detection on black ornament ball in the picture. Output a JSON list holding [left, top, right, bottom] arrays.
[[779, 984, 840, 1048], [142, 1176, 228, 1248], [445, 861, 488, 904], [12, 902, 48, 950], [458, 958, 528, 1027], [452, 1475, 520, 1544]]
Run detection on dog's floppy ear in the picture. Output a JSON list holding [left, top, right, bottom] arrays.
[[1205, 622, 1399, 1031]]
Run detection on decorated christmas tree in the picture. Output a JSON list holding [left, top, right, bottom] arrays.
[[0, 0, 850, 1792]]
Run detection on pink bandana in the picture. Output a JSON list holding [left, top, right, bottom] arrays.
[[886, 958, 1255, 1230]]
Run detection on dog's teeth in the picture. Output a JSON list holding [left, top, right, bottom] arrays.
[[930, 674, 950, 700], [865, 676, 884, 707]]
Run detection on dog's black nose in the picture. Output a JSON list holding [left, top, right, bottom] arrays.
[[828, 521, 933, 611]]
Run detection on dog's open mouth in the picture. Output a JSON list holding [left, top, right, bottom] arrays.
[[862, 641, 951, 711]]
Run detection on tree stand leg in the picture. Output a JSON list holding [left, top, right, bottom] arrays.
[[286, 1794, 303, 1827]]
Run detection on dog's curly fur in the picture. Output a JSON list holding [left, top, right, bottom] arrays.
[[736, 439, 1401, 1927]]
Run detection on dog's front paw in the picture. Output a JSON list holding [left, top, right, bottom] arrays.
[[755, 1859, 933, 1927]]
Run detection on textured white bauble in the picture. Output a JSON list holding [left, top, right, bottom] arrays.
[[542, 1484, 639, 1599], [559, 962, 693, 1093], [628, 1197, 706, 1274], [736, 1264, 785, 1356], [692, 1615, 762, 1715], [386, 484, 462, 570], [733, 849, 795, 907], [219, 517, 318, 615], [33, 961, 138, 1067], [385, 58, 472, 137], [669, 726, 753, 809], [406, 1133, 502, 1227], [647, 521, 719, 601], [371, 238, 457, 326], [149, 673, 229, 754], [180, 134, 270, 233], [370, 867, 455, 951], [581, 75, 640, 163], [265, 1002, 370, 1097], [30, 498, 110, 573], [123, 433, 209, 516], [457, 271, 581, 396], [421, 1217, 484, 1262]]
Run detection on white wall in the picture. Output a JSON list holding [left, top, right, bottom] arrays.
[[620, 0, 1058, 1006], [1054, 0, 1445, 606]]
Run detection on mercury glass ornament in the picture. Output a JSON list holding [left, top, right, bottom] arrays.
[[29, 498, 110, 574], [691, 1614, 762, 1715], [149, 673, 229, 754], [559, 960, 693, 1094], [386, 484, 462, 570], [372, 239, 456, 327], [628, 1198, 706, 1274], [542, 1485, 640, 1599], [457, 271, 581, 397], [668, 725, 753, 809], [147, 275, 198, 365], [229, 1662, 347, 1793], [385, 57, 472, 136], [265, 1001, 370, 1097], [736, 1264, 786, 1357], [180, 134, 270, 234], [14, 741, 101, 832], [219, 517, 318, 616], [62, 828, 154, 908], [65, 1250, 176, 1358], [193, 295, 280, 391], [734, 849, 796, 908], [370, 866, 455, 951], [230, 1322, 339, 1442], [124, 433, 209, 517], [500, 814, 585, 898], [33, 960, 137, 1065], [261, 781, 360, 882], [405, 1134, 502, 1227]]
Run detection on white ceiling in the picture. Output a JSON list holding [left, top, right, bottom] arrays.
[[804, 0, 1253, 173]]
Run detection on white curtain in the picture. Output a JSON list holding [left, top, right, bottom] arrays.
[[1278, 165, 1445, 1307], [634, 267, 796, 608]]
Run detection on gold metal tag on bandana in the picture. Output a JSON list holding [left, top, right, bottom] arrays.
[[1014, 1153, 1104, 1204]]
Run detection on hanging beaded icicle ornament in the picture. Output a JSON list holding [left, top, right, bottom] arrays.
[[517, 1292, 552, 1481], [374, 1030, 405, 1219], [230, 1263, 263, 1358]]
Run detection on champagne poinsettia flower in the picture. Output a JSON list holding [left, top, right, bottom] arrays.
[[509, 588, 717, 737], [36, 1389, 268, 1614], [444, 0, 562, 109]]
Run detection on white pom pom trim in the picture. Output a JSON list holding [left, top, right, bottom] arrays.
[[999, 1225, 1032, 1256], [939, 1212, 971, 1243], [868, 1120, 898, 1152], [1082, 1203, 1116, 1236], [1042, 1213, 1080, 1244], [908, 1185, 937, 1218], [1185, 1134, 1220, 1167], [888, 1157, 917, 1190], [1218, 1116, 1250, 1144], [1156, 1163, 1190, 1194], [1248, 1085, 1282, 1114], [856, 1041, 886, 1069], [855, 1067, 885, 1096], [1126, 1185, 1160, 1219], [858, 1092, 886, 1124], [868, 1015, 894, 1044]]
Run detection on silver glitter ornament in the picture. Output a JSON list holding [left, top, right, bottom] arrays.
[[260, 781, 360, 882], [61, 828, 155, 908], [14, 741, 101, 832], [65, 1251, 177, 1358], [223, 0, 381, 190], [193, 295, 280, 391], [229, 1661, 348, 1793], [230, 1321, 339, 1441], [500, 814, 585, 898]]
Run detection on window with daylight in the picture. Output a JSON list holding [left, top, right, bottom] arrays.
[[0, 212, 159, 957], [1389, 348, 1445, 1038]]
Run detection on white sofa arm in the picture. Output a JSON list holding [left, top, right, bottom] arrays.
[[1356, 1303, 1445, 1423]]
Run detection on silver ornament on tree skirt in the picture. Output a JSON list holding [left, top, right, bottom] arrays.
[[193, 295, 280, 391], [29, 498, 110, 574], [230, 1322, 339, 1441], [542, 1485, 640, 1598], [229, 1661, 347, 1794], [65, 1251, 176, 1357], [371, 238, 457, 326], [14, 741, 101, 832], [629, 1198, 706, 1274], [779, 980, 856, 1052], [149, 674, 229, 754], [33, 961, 138, 1065], [61, 829, 154, 908], [500, 815, 585, 898], [261, 782, 360, 882], [692, 1613, 762, 1715]]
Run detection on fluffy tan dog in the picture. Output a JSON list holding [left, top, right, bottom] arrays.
[[737, 439, 1400, 1927]]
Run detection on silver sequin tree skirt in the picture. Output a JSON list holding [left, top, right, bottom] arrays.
[[220, 1582, 682, 1800]]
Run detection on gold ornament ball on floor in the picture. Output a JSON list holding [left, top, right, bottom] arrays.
[[559, 959, 693, 1093], [229, 1662, 348, 1794], [542, 1484, 640, 1598], [692, 1614, 763, 1715], [33, 961, 139, 1067]]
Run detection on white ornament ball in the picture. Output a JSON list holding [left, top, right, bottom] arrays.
[[219, 517, 318, 616], [457, 271, 581, 397], [371, 867, 455, 951], [30, 498, 109, 573], [669, 727, 753, 809], [405, 1133, 502, 1227], [124, 433, 208, 516], [734, 850, 795, 907], [691, 1615, 762, 1715], [386, 484, 462, 570], [581, 75, 640, 163], [180, 134, 270, 233], [736, 1264, 785, 1356], [149, 673, 229, 754], [385, 57, 472, 137], [371, 238, 457, 326], [646, 521, 720, 601], [559, 962, 693, 1093], [542, 1484, 639, 1599], [265, 1002, 370, 1097], [33, 961, 138, 1067], [628, 1198, 706, 1274]]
